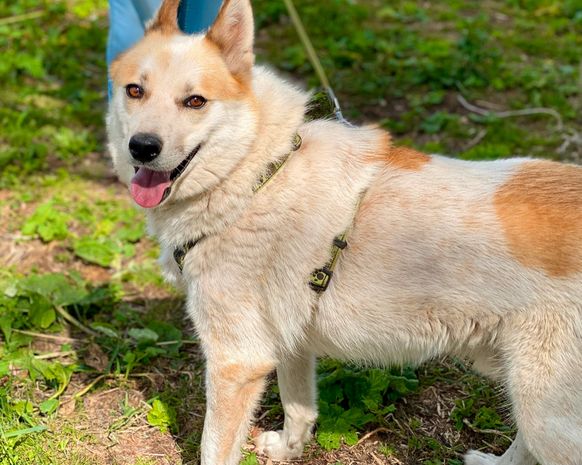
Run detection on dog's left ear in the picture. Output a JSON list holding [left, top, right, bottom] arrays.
[[147, 0, 180, 34], [206, 0, 254, 83]]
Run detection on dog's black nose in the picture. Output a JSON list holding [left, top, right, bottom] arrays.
[[129, 133, 163, 163]]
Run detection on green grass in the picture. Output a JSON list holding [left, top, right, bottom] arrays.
[[0, 0, 580, 463], [0, 0, 108, 187], [254, 0, 581, 159]]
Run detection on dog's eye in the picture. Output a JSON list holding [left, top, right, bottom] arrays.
[[126, 84, 144, 99], [184, 95, 207, 109]]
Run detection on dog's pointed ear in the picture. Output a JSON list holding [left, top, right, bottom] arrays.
[[206, 0, 254, 83], [147, 0, 181, 34]]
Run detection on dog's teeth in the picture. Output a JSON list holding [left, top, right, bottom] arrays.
[[170, 146, 199, 181]]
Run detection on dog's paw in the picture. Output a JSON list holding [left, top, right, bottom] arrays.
[[464, 450, 499, 465], [255, 430, 304, 462]]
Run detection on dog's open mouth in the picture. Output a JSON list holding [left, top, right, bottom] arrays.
[[129, 145, 200, 208]]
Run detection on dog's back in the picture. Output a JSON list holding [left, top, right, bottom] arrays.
[[313, 152, 582, 464]]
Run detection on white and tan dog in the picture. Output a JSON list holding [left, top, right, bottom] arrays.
[[107, 0, 582, 464]]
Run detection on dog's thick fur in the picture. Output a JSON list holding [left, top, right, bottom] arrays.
[[107, 1, 582, 464]]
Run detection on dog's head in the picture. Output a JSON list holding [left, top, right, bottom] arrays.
[[107, 0, 257, 208]]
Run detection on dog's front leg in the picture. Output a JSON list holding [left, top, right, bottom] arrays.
[[201, 358, 274, 465], [256, 351, 317, 461]]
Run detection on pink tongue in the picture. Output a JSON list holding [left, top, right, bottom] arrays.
[[130, 168, 172, 208]]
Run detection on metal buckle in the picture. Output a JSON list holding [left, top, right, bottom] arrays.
[[309, 267, 332, 293]]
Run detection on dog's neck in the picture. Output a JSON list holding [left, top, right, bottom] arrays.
[[146, 67, 309, 249]]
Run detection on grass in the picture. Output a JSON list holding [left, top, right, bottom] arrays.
[[0, 0, 580, 464], [255, 0, 581, 159]]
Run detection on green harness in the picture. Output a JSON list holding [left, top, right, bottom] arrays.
[[173, 133, 351, 293]]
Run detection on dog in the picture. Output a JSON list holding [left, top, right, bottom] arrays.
[[107, 0, 582, 464]]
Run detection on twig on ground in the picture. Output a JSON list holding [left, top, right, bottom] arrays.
[[155, 339, 198, 346], [457, 94, 564, 130], [13, 328, 197, 347], [34, 350, 76, 360], [463, 128, 488, 151], [462, 418, 514, 442], [73, 372, 158, 399], [353, 427, 391, 447], [13, 329, 79, 343], [0, 11, 45, 26], [74, 374, 108, 399], [557, 130, 582, 157], [256, 409, 271, 422], [55, 306, 98, 337], [371, 452, 384, 465]]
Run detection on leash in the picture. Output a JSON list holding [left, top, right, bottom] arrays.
[[282, 0, 354, 127]]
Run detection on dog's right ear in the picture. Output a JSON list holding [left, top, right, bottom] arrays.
[[206, 0, 254, 83], [146, 0, 180, 34]]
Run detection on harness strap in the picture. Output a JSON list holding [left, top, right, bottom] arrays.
[[253, 133, 302, 192], [172, 133, 357, 294], [308, 233, 347, 292], [173, 237, 205, 273]]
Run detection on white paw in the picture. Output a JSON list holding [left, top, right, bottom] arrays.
[[255, 430, 304, 462], [465, 450, 499, 465]]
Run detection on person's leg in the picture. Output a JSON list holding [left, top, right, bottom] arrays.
[[178, 0, 222, 33], [132, 0, 161, 27], [107, 0, 150, 67]]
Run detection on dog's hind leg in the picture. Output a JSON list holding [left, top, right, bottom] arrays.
[[465, 432, 536, 465], [467, 311, 582, 465], [255, 351, 317, 461], [507, 315, 582, 465]]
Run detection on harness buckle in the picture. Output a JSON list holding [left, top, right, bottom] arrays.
[[309, 267, 333, 293]]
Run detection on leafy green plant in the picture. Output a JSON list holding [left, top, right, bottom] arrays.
[[450, 381, 510, 433], [73, 236, 131, 268], [147, 399, 177, 434], [240, 453, 259, 465], [21, 201, 70, 242], [378, 443, 396, 456], [19, 191, 145, 268], [0, 269, 186, 399], [316, 360, 418, 450]]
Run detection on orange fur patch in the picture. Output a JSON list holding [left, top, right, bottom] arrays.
[[199, 38, 251, 100], [147, 0, 180, 34], [214, 363, 273, 385], [367, 133, 430, 170], [494, 160, 582, 277], [209, 363, 273, 463], [206, 0, 254, 83], [386, 147, 431, 171], [109, 58, 138, 86], [109, 31, 169, 85]]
